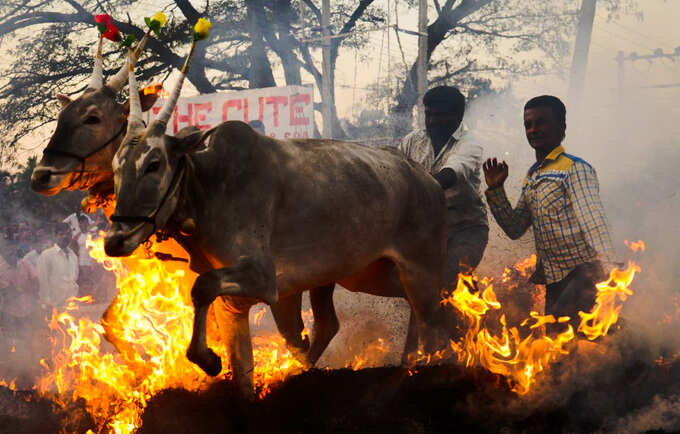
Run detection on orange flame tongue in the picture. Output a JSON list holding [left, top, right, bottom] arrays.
[[142, 83, 163, 96]]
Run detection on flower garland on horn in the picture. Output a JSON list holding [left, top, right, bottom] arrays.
[[145, 18, 212, 129], [94, 13, 135, 48]]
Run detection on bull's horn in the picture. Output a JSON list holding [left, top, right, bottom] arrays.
[[87, 35, 104, 90], [126, 50, 145, 136], [107, 30, 151, 93], [155, 40, 196, 126]]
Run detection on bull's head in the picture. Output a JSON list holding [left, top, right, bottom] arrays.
[[105, 47, 210, 257], [31, 34, 159, 195]]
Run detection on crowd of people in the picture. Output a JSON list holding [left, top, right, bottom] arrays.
[[0, 211, 113, 384]]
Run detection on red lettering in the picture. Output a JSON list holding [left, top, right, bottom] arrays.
[[173, 104, 193, 134], [284, 132, 291, 138], [258, 97, 264, 122], [243, 98, 249, 123], [222, 99, 242, 122], [290, 94, 311, 126], [194, 103, 212, 130], [266, 96, 288, 127]]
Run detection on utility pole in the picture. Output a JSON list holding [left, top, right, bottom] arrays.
[[321, 0, 333, 139], [416, 0, 428, 128], [615, 48, 680, 96], [568, 0, 597, 106]]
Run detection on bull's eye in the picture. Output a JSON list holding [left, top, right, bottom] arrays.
[[144, 161, 161, 175], [84, 115, 100, 125]]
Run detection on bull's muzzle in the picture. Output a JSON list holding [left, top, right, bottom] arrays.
[[104, 222, 149, 257], [104, 228, 131, 257], [30, 167, 65, 195]]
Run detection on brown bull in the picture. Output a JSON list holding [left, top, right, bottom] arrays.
[[105, 52, 448, 394], [30, 34, 158, 207]]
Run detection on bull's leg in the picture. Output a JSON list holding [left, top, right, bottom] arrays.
[[186, 256, 275, 383], [213, 297, 254, 396], [401, 309, 418, 365], [394, 260, 445, 357], [270, 293, 310, 365], [308, 284, 339, 365]]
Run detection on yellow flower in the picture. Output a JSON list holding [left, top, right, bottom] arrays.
[[152, 11, 167, 27], [193, 18, 212, 41], [145, 11, 167, 36]]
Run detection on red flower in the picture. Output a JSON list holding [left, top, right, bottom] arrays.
[[94, 14, 113, 26], [102, 23, 122, 42]]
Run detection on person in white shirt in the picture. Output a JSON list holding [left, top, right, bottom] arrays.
[[37, 222, 79, 309], [399, 86, 489, 289]]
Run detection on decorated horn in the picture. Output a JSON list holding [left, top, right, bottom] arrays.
[[87, 35, 104, 90], [156, 18, 211, 126], [106, 31, 151, 93], [126, 49, 145, 136], [155, 44, 191, 126]]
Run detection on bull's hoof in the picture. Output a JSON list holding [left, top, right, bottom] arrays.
[[187, 347, 222, 376]]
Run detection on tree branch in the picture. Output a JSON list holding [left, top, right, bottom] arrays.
[[301, 0, 322, 25], [173, 0, 201, 24]]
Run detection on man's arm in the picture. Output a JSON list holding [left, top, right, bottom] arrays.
[[437, 140, 482, 189], [566, 162, 616, 263], [433, 168, 457, 189], [483, 158, 532, 240]]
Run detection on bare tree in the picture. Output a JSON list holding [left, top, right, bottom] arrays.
[[387, 0, 639, 136]]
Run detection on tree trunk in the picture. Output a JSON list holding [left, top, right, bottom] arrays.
[[273, 0, 302, 85], [389, 16, 451, 137], [246, 0, 276, 88], [389, 0, 493, 137]]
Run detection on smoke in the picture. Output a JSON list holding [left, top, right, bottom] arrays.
[[605, 395, 680, 434]]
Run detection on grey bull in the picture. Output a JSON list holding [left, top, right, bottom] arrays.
[[106, 83, 447, 393]]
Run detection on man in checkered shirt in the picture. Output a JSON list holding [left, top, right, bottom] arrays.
[[483, 95, 616, 324]]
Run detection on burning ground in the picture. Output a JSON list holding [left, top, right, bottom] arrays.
[[3, 331, 680, 434], [1, 238, 679, 434]]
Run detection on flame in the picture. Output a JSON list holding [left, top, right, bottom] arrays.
[[142, 83, 164, 96], [624, 239, 646, 253], [0, 378, 17, 391], [31, 236, 641, 430], [441, 259, 640, 394], [577, 263, 639, 340], [35, 236, 305, 432], [347, 338, 390, 370], [502, 254, 537, 284]]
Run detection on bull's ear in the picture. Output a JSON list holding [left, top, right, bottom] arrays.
[[168, 126, 218, 155], [140, 90, 160, 112], [122, 90, 160, 115], [56, 94, 72, 109]]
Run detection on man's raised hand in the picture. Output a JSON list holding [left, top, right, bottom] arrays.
[[483, 158, 509, 189]]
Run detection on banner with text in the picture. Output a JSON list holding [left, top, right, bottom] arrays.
[[147, 85, 314, 139]]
